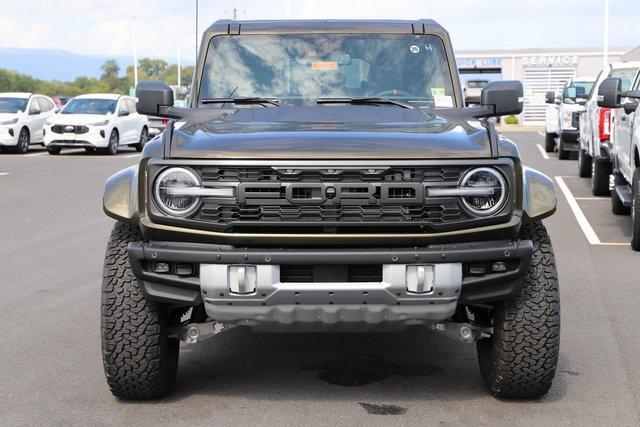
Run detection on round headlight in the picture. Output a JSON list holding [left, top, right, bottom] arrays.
[[460, 168, 507, 216], [154, 167, 201, 217]]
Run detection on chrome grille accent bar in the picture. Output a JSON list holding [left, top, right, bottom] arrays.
[[164, 187, 235, 197], [427, 187, 495, 197]]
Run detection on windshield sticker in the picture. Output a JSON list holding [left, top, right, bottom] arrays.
[[409, 45, 420, 54], [424, 44, 434, 53], [431, 88, 446, 97], [311, 61, 338, 71], [434, 95, 453, 107]]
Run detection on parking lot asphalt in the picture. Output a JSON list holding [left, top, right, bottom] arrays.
[[1, 135, 639, 426]]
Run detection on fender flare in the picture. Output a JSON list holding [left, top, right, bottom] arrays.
[[522, 166, 556, 222], [103, 165, 139, 223]]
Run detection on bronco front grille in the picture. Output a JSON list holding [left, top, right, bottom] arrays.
[[148, 164, 514, 234]]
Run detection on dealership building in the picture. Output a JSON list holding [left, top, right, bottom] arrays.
[[456, 46, 638, 124]]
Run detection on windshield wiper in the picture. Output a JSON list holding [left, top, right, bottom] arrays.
[[316, 97, 414, 110], [201, 97, 280, 107]]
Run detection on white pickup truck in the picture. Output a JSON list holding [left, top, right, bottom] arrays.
[[544, 77, 595, 159], [577, 63, 640, 195], [597, 73, 640, 250]]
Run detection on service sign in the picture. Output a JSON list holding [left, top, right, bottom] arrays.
[[521, 55, 579, 67]]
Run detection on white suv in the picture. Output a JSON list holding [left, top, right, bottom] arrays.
[[0, 93, 56, 153], [544, 77, 595, 159], [43, 94, 149, 155]]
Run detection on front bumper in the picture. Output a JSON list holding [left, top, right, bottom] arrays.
[[44, 126, 109, 148], [128, 239, 533, 327], [0, 127, 18, 146]]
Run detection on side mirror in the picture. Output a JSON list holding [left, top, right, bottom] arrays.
[[597, 78, 622, 108], [136, 81, 174, 117], [119, 110, 130, 117], [29, 105, 41, 115], [479, 80, 523, 117], [576, 97, 588, 106], [545, 91, 556, 104]]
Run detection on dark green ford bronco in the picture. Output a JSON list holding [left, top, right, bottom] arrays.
[[101, 19, 560, 400]]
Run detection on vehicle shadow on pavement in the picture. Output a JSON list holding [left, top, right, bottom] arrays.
[[148, 326, 568, 404]]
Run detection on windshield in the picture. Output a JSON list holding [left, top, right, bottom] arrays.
[[0, 97, 28, 113], [563, 81, 594, 99], [466, 81, 488, 89], [62, 98, 117, 115], [609, 68, 638, 92], [199, 34, 455, 107]]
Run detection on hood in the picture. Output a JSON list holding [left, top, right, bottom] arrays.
[[48, 113, 111, 125], [0, 112, 20, 123], [170, 105, 493, 160]]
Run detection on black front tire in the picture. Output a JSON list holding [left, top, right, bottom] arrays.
[[16, 128, 30, 154], [591, 157, 611, 197], [101, 222, 179, 400], [578, 149, 592, 178], [611, 172, 630, 215], [47, 146, 61, 155], [477, 221, 560, 399], [544, 133, 555, 153], [631, 169, 640, 251], [557, 136, 569, 160], [134, 127, 148, 152], [103, 130, 119, 155]]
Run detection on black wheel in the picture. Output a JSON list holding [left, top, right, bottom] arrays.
[[631, 169, 640, 251], [578, 149, 592, 178], [476, 221, 560, 399], [101, 222, 179, 399], [544, 133, 555, 153], [103, 130, 119, 155], [47, 146, 61, 155], [85, 147, 96, 153], [134, 127, 148, 152], [611, 172, 630, 215], [16, 128, 30, 154], [591, 157, 611, 197], [557, 136, 569, 160]]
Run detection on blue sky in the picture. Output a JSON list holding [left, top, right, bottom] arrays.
[[1, 0, 638, 63]]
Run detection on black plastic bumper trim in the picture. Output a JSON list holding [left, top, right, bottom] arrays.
[[128, 239, 533, 306]]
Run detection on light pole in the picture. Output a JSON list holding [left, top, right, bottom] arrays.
[[132, 16, 139, 89], [195, 0, 199, 64], [177, 40, 182, 96], [603, 0, 610, 67]]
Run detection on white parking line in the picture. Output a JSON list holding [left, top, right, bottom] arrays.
[[0, 172, 9, 176], [575, 197, 608, 201], [537, 131, 545, 136], [536, 144, 550, 160], [555, 176, 601, 245], [123, 154, 141, 158]]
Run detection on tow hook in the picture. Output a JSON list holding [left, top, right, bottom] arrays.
[[171, 321, 226, 345], [430, 322, 492, 343]]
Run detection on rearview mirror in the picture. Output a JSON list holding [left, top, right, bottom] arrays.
[[597, 78, 622, 108], [136, 81, 174, 117], [479, 80, 523, 117], [545, 91, 556, 104]]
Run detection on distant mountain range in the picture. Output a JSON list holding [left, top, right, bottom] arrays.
[[0, 48, 192, 81]]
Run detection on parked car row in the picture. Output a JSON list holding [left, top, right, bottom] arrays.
[[0, 92, 156, 155], [548, 62, 640, 250]]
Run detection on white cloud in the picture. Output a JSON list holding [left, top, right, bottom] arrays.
[[0, 0, 638, 61]]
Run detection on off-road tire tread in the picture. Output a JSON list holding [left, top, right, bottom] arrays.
[[101, 222, 179, 400], [477, 221, 560, 399], [557, 137, 569, 160]]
